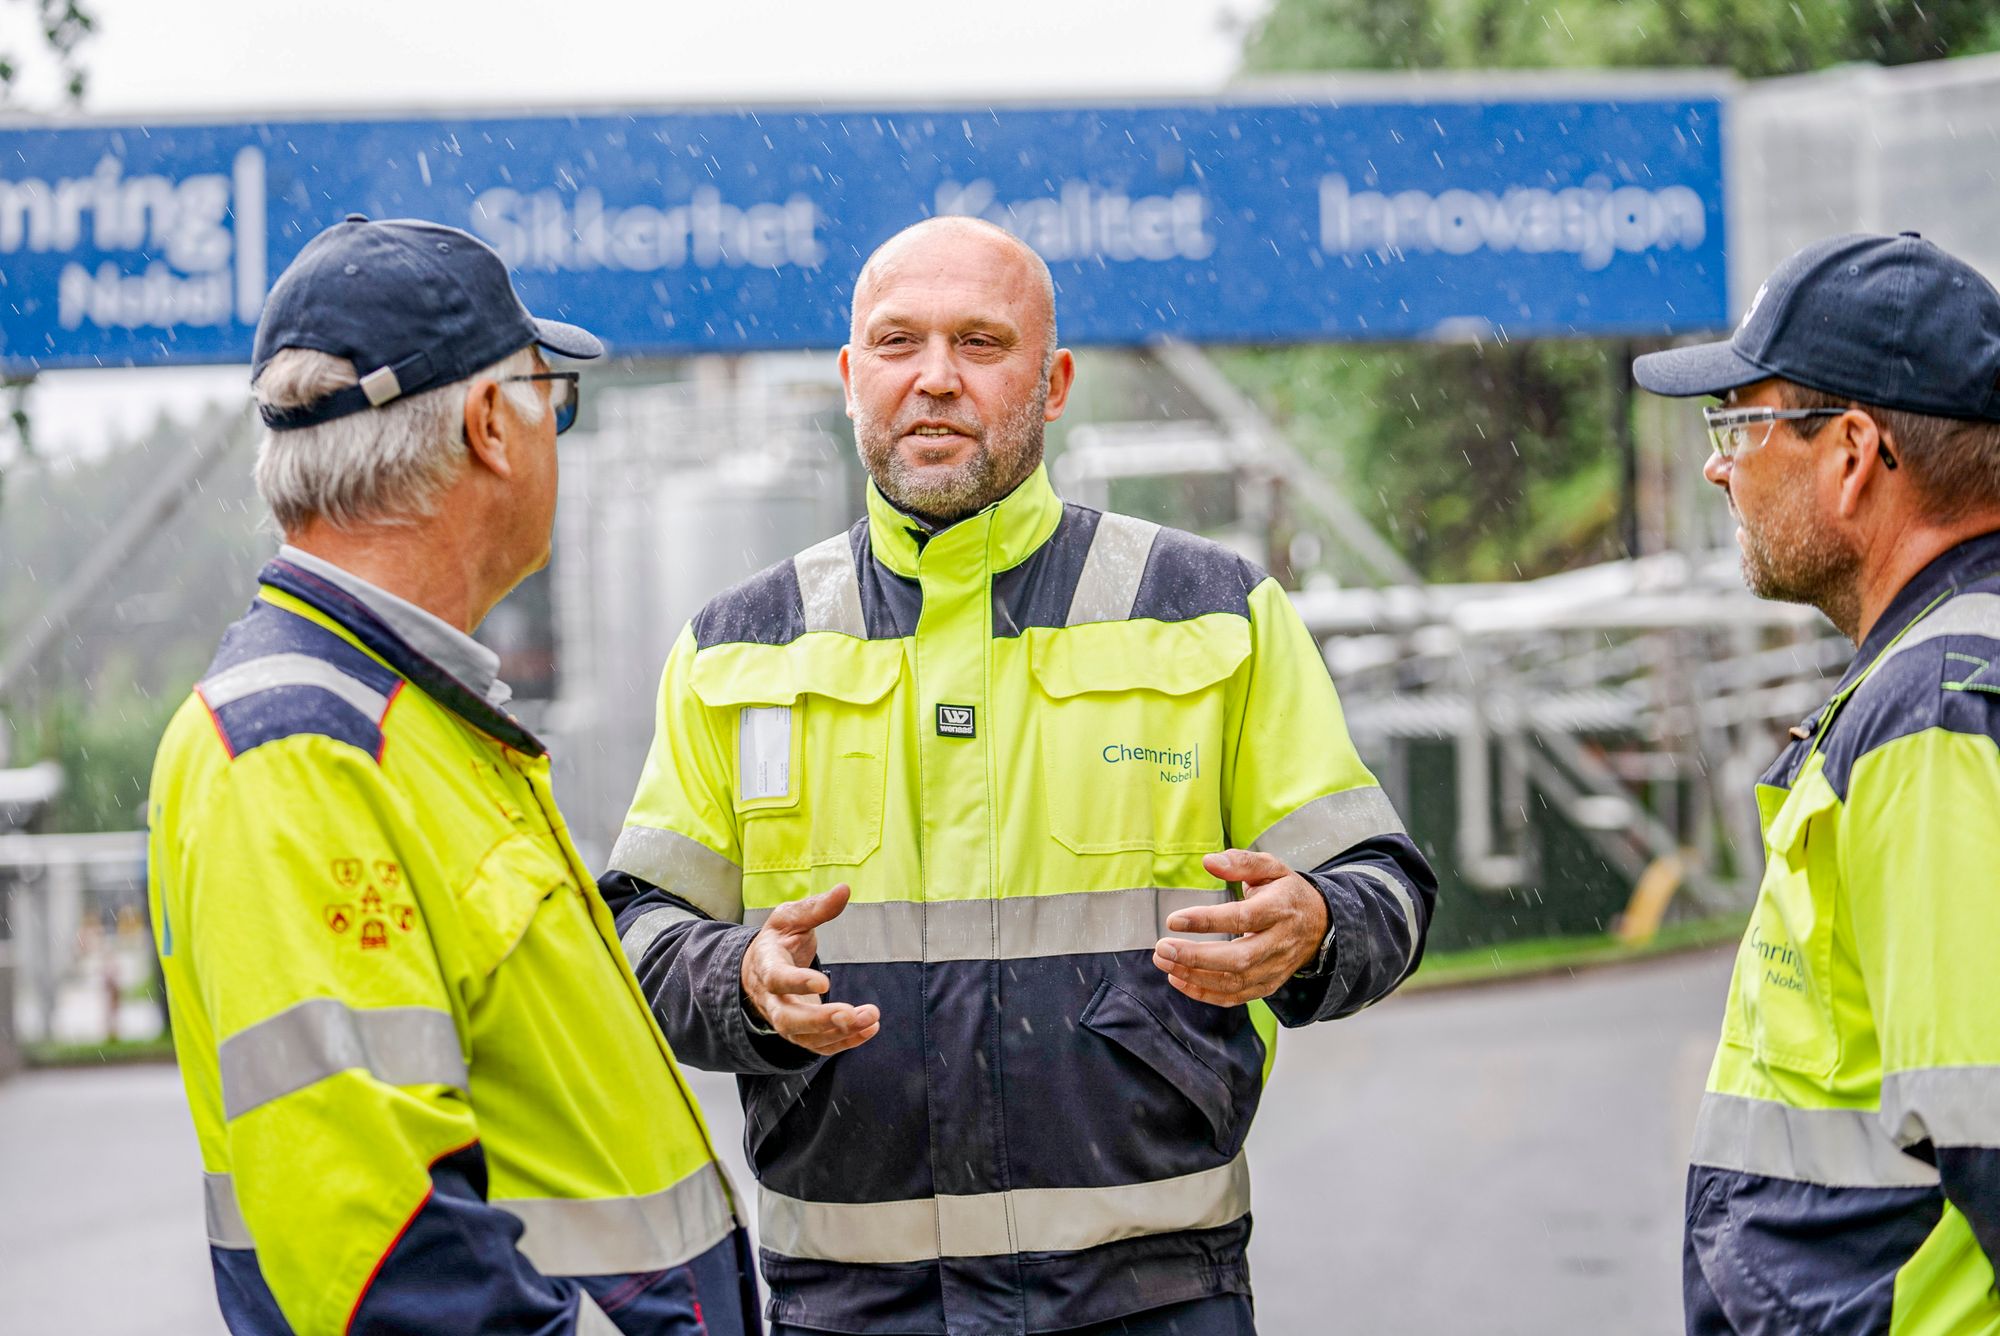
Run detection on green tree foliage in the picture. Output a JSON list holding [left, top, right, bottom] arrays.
[[1223, 340, 1623, 579], [12, 656, 202, 832], [1244, 0, 2000, 79], [1853, 1, 2000, 67], [1, 412, 268, 831], [0, 1, 96, 507], [0, 0, 94, 103], [1232, 0, 2000, 582]]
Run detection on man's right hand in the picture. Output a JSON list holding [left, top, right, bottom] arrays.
[[740, 884, 881, 1056]]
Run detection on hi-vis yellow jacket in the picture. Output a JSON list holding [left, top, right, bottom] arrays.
[[149, 560, 748, 1336], [1686, 531, 2000, 1335], [600, 467, 1436, 1334]]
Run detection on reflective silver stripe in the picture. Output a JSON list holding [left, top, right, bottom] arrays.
[[606, 826, 743, 922], [1251, 787, 1406, 869], [1067, 513, 1162, 626], [199, 652, 391, 720], [219, 999, 466, 1121], [1856, 592, 2000, 700], [620, 904, 702, 965], [575, 1293, 621, 1336], [741, 888, 1231, 964], [200, 1162, 736, 1274], [760, 1152, 1250, 1264], [500, 1162, 735, 1277], [1332, 863, 1420, 972], [794, 533, 866, 638], [1880, 1067, 2000, 1149], [204, 1171, 253, 1249], [1690, 1092, 1940, 1188]]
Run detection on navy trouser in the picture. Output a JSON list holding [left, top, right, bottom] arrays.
[[772, 1293, 1258, 1335], [214, 1226, 757, 1335], [581, 1229, 760, 1335]]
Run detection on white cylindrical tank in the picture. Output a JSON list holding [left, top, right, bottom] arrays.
[[563, 456, 853, 858]]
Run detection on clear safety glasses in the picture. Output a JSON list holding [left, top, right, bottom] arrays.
[[1699, 404, 1898, 470], [1699, 406, 1845, 461]]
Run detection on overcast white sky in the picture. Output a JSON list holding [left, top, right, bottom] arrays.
[[6, 0, 1268, 457]]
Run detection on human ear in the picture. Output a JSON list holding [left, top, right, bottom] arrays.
[[1043, 349, 1077, 422], [1832, 410, 1885, 520], [463, 379, 515, 481]]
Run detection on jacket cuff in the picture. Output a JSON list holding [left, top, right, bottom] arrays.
[[1264, 874, 1349, 1025], [701, 922, 822, 1075], [1291, 881, 1340, 979]]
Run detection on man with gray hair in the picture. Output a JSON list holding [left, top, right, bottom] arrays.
[[149, 215, 754, 1335], [602, 215, 1434, 1333]]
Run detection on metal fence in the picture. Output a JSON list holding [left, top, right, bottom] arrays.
[[0, 831, 157, 1051]]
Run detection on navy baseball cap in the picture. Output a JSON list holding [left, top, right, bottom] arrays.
[[1633, 232, 2000, 422], [252, 214, 603, 432]]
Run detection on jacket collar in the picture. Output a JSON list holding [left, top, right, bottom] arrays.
[[258, 558, 546, 756], [1849, 525, 2000, 678], [865, 464, 1065, 579], [276, 545, 509, 709]]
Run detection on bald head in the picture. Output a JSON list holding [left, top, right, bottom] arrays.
[[838, 215, 1076, 523], [851, 216, 1059, 371]]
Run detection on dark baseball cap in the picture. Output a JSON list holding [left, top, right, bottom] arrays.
[[252, 214, 603, 432], [1633, 232, 2000, 422]]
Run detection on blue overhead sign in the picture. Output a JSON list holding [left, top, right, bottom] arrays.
[[0, 95, 1726, 371]]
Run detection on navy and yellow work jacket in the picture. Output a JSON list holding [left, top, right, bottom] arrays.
[[600, 466, 1436, 1334], [150, 560, 749, 1335], [1686, 530, 2000, 1334]]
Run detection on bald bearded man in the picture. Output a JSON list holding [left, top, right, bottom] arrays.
[[600, 217, 1436, 1335]]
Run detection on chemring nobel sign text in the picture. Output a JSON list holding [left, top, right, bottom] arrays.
[[0, 95, 1726, 371], [2, 147, 264, 333]]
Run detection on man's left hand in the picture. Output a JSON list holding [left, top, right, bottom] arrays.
[[1151, 849, 1329, 1006]]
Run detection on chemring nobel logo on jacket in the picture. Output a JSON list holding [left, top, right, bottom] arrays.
[[1101, 740, 1200, 781]]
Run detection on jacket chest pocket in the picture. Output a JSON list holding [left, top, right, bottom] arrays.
[[457, 832, 573, 981], [692, 639, 900, 873], [1722, 780, 1842, 1079], [1027, 619, 1249, 856]]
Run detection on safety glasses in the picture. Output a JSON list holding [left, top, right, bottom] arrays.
[[500, 370, 582, 435], [1699, 404, 1901, 471], [1699, 406, 1847, 461]]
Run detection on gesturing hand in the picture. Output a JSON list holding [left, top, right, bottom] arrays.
[[1151, 850, 1329, 1007], [741, 884, 881, 1056]]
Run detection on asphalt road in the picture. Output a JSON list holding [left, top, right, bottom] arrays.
[[0, 948, 1731, 1335]]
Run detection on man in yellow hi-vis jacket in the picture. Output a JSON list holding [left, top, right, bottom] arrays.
[[1635, 232, 2000, 1334], [150, 217, 752, 1335], [600, 216, 1437, 1334]]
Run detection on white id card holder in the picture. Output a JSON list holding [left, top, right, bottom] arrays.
[[738, 705, 794, 803]]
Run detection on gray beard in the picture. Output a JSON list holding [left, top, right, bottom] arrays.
[[855, 392, 1048, 523], [1736, 496, 1862, 639]]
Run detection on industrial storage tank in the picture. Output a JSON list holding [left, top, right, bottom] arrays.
[[545, 366, 857, 862]]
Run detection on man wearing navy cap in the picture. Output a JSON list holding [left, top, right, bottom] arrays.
[[148, 215, 756, 1335], [1634, 233, 2000, 1335]]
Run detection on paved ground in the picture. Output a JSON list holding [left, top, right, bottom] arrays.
[[0, 1055, 229, 1335], [1243, 949, 1729, 1335], [0, 948, 1730, 1335]]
